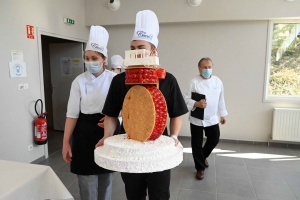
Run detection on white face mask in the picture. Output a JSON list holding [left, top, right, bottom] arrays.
[[85, 61, 102, 74]]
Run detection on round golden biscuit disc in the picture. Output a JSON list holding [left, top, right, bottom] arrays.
[[122, 85, 156, 142]]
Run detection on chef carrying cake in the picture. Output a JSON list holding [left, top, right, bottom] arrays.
[[97, 10, 188, 200]]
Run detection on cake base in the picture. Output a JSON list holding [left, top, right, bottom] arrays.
[[94, 134, 183, 173]]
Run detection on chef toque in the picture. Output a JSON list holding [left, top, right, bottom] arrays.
[[111, 55, 123, 69], [132, 10, 159, 48], [85, 25, 109, 57]]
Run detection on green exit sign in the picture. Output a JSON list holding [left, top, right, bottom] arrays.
[[64, 18, 75, 25]]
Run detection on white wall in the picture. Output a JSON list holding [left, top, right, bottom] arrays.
[[86, 0, 300, 26], [0, 0, 89, 163]]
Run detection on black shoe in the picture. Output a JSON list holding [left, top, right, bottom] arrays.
[[204, 159, 209, 168]]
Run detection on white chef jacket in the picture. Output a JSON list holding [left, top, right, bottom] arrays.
[[184, 75, 228, 127], [66, 70, 116, 118]]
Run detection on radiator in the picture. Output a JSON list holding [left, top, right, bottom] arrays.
[[272, 108, 300, 142]]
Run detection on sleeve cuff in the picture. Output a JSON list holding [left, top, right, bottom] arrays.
[[219, 110, 228, 117], [66, 113, 79, 119], [187, 100, 196, 111]]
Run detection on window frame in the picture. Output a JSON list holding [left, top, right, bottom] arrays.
[[263, 19, 300, 103]]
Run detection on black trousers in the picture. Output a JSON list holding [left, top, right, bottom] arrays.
[[190, 123, 220, 171], [121, 169, 170, 200]]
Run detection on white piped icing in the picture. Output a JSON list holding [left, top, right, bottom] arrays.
[[94, 134, 183, 173]]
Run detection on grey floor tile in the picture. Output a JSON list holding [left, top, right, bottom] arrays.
[[238, 144, 268, 153], [289, 185, 300, 200], [177, 189, 216, 200], [67, 180, 80, 195], [169, 187, 179, 200], [268, 142, 288, 148], [184, 154, 196, 168], [215, 141, 240, 152], [215, 155, 245, 166], [217, 193, 257, 200], [179, 137, 191, 148], [47, 130, 64, 155], [290, 149, 300, 157], [216, 164, 250, 181], [170, 168, 184, 189], [112, 172, 123, 183], [287, 144, 300, 149], [55, 162, 70, 173], [172, 163, 190, 174], [180, 168, 216, 193], [111, 171, 118, 179], [178, 153, 189, 167], [216, 177, 256, 199], [111, 173, 127, 200], [247, 166, 287, 184], [252, 181, 297, 200], [71, 193, 81, 200], [273, 160, 300, 172], [244, 158, 276, 169], [56, 171, 78, 188], [264, 146, 294, 155], [280, 170, 300, 186], [38, 150, 66, 171]]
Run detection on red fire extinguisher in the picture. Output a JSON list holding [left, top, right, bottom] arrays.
[[34, 99, 48, 145]]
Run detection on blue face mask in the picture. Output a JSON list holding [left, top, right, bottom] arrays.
[[85, 61, 102, 74], [201, 69, 212, 79]]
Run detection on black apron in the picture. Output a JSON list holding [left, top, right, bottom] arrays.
[[71, 112, 120, 175]]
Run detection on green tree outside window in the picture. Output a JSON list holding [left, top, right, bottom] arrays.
[[269, 23, 300, 96]]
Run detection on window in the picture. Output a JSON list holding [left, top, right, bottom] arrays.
[[264, 20, 300, 102]]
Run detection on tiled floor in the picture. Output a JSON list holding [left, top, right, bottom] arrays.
[[40, 130, 300, 200]]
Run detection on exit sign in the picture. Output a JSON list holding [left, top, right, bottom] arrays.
[[64, 18, 75, 25]]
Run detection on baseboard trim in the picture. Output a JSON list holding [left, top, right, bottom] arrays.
[[31, 156, 46, 164], [178, 136, 300, 148], [267, 138, 300, 148]]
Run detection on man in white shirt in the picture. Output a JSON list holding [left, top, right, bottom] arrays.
[[184, 57, 228, 180]]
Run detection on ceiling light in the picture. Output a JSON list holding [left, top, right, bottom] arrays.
[[188, 0, 202, 7], [108, 0, 120, 11]]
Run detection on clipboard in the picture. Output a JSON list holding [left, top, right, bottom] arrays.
[[191, 92, 205, 120]]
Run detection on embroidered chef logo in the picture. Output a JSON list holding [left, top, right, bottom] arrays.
[[13, 64, 23, 76], [136, 31, 153, 40], [91, 43, 104, 52]]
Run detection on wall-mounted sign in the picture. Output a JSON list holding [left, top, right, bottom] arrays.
[[11, 50, 24, 61], [60, 57, 72, 76], [26, 25, 34, 39], [63, 18, 75, 25], [72, 58, 83, 68], [9, 61, 27, 78]]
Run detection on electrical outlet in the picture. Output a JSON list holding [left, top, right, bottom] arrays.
[[23, 83, 29, 89], [28, 145, 33, 151], [18, 84, 24, 90]]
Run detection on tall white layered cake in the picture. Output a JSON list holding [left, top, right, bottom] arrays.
[[94, 134, 183, 173]]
